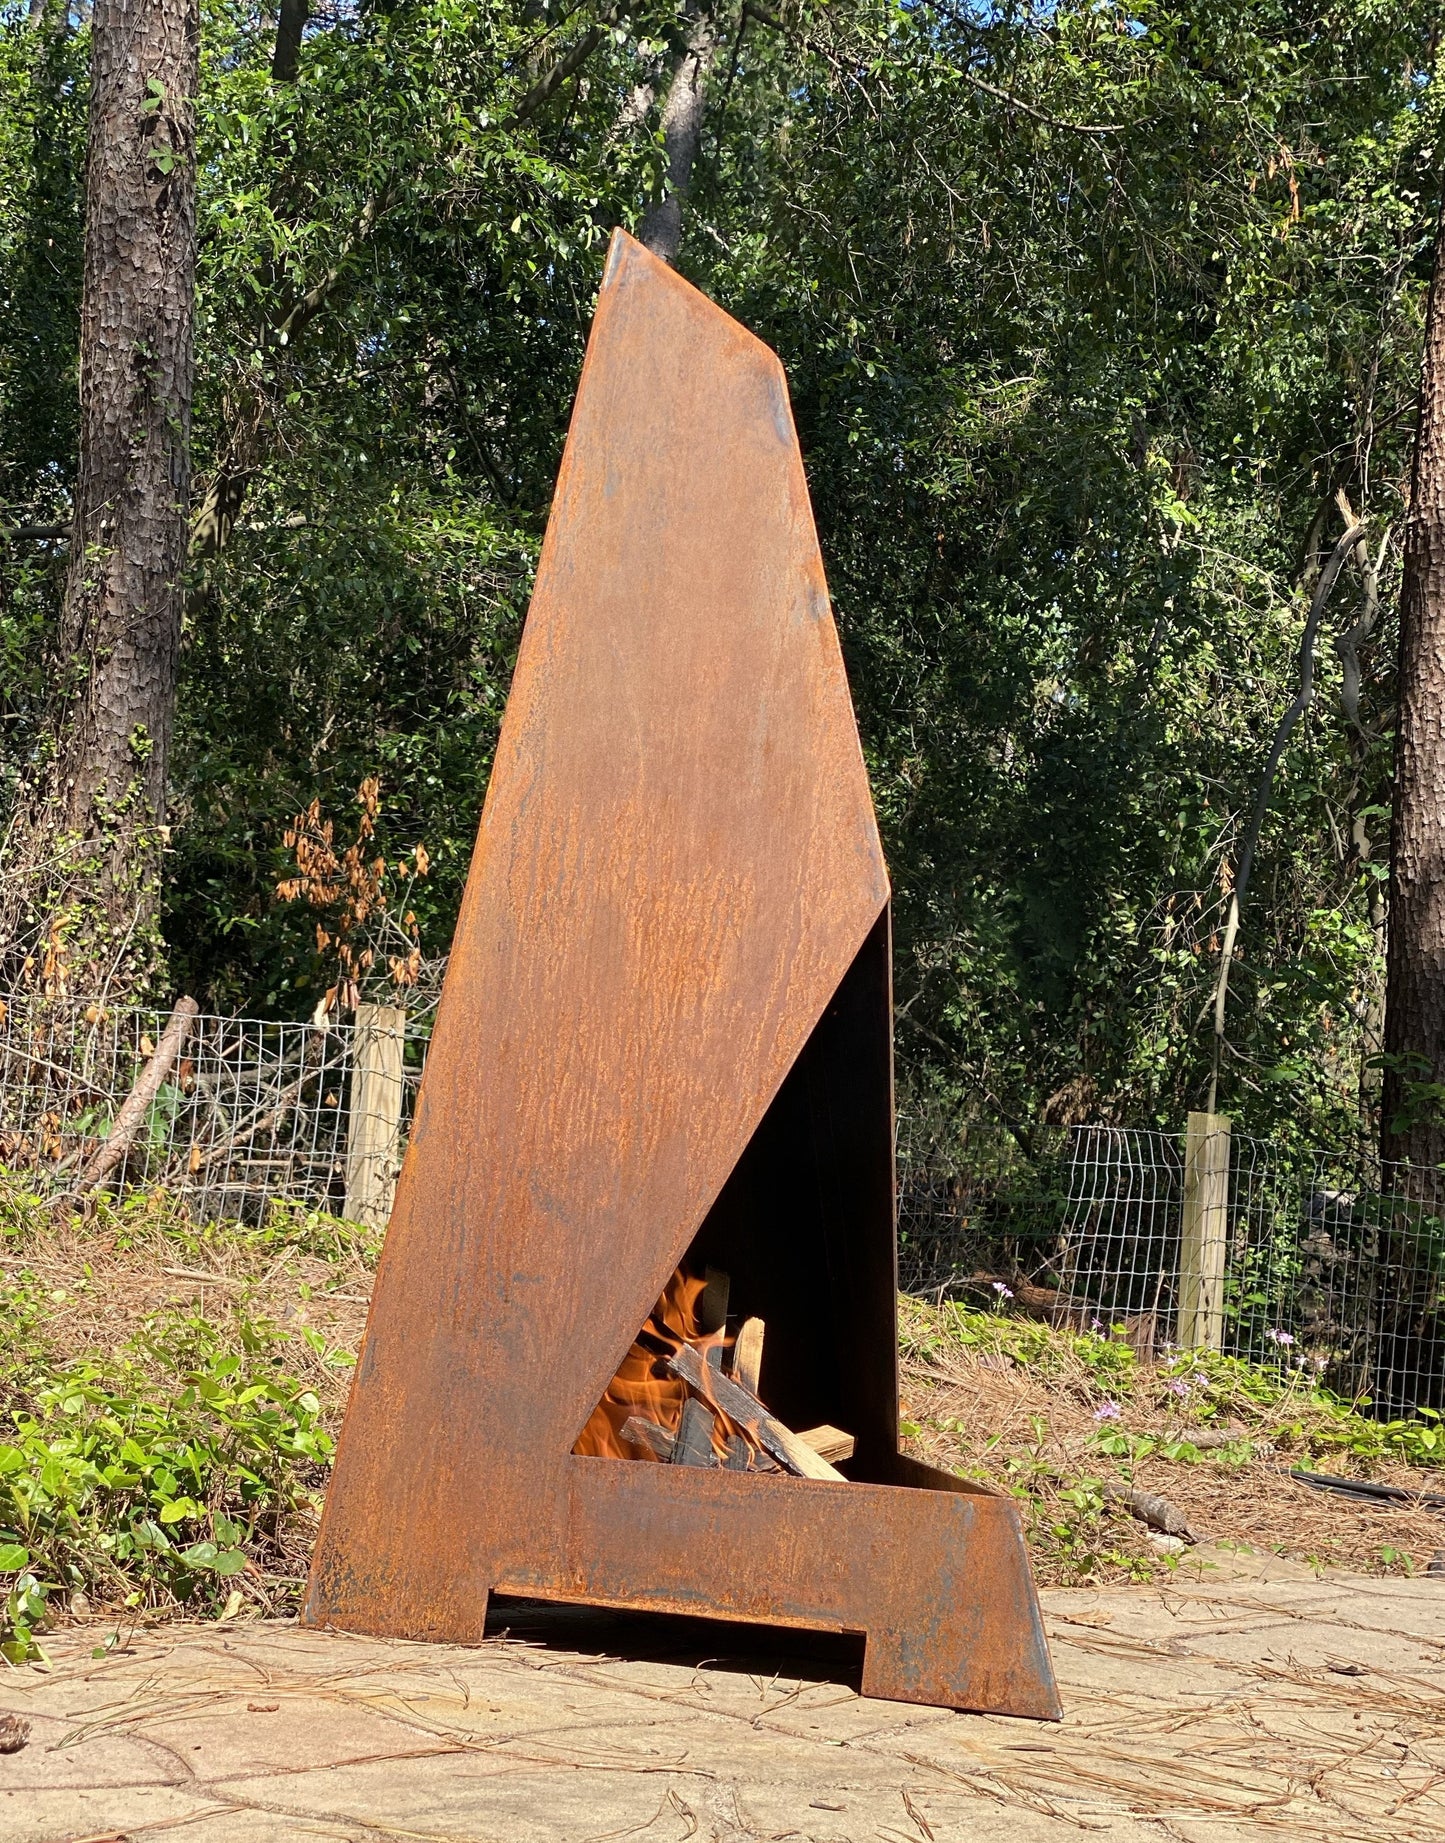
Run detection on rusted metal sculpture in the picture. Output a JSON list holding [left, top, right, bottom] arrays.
[[304, 232, 1060, 1719]]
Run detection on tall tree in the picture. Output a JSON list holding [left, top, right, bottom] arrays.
[[270, 0, 307, 84], [638, 0, 718, 263], [1, 0, 199, 997], [1384, 192, 1445, 1168]]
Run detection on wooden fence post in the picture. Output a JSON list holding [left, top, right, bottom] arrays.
[[344, 1004, 407, 1228], [1176, 1111, 1231, 1350]]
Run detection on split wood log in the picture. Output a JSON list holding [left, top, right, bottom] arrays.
[[673, 1396, 720, 1467], [797, 1425, 855, 1464], [698, 1265, 730, 1335], [75, 997, 199, 1196], [731, 1316, 764, 1394], [723, 1434, 750, 1471], [621, 1417, 676, 1460], [669, 1344, 845, 1482], [1102, 1480, 1200, 1542]]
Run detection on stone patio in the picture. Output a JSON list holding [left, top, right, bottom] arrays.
[[4, 1559, 1444, 1842]]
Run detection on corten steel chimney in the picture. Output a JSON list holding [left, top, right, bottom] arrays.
[[304, 232, 1060, 1719]]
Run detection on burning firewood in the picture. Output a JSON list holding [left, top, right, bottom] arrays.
[[581, 1270, 852, 1474], [731, 1316, 764, 1393], [574, 1266, 733, 1459], [620, 1417, 676, 1459], [622, 1407, 781, 1470], [669, 1344, 848, 1482], [796, 1425, 855, 1464], [674, 1397, 721, 1466]]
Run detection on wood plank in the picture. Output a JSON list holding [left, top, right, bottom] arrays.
[[698, 1265, 731, 1335], [731, 1316, 764, 1395], [620, 1417, 676, 1460], [673, 1397, 720, 1467], [669, 1344, 846, 1482], [796, 1425, 855, 1464]]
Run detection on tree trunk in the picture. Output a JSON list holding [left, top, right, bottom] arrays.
[[638, 0, 719, 265], [1383, 191, 1445, 1168], [271, 0, 308, 83], [0, 0, 199, 999]]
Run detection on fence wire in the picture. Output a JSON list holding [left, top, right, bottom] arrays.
[[0, 993, 424, 1226], [897, 1120, 1445, 1418], [5, 992, 1445, 1418]]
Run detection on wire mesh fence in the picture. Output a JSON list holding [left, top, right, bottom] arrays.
[[5, 990, 1445, 1419], [897, 1118, 1445, 1420], [0, 992, 426, 1227]]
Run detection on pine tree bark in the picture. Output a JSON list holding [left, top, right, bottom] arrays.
[[638, 0, 718, 265], [1, 0, 199, 997], [271, 0, 308, 83], [1384, 191, 1445, 1168]]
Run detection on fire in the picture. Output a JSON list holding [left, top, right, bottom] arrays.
[[574, 1265, 735, 1461]]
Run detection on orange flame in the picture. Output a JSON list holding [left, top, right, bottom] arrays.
[[574, 1266, 735, 1461]]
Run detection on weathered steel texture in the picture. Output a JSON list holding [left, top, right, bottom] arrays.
[[303, 230, 1060, 1721]]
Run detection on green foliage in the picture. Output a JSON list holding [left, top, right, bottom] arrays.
[[0, 1301, 335, 1659], [0, 1167, 377, 1268], [696, 0, 1435, 1145], [0, 1178, 374, 1658], [902, 1291, 1141, 1392], [905, 1297, 1445, 1581], [0, 0, 1439, 1143], [907, 1294, 1445, 1466]]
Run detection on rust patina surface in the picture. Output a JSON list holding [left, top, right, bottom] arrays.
[[304, 232, 1060, 1720]]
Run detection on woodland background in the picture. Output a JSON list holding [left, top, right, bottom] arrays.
[[0, 0, 1437, 1154]]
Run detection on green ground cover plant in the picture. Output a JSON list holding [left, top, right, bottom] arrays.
[[0, 1180, 372, 1662], [902, 1297, 1445, 1468], [900, 1298, 1445, 1586], [5, 1178, 1445, 1658]]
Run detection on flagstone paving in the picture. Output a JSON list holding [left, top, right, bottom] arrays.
[[4, 1562, 1444, 1842]]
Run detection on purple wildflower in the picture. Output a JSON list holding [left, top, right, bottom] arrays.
[[991, 1280, 1014, 1300], [1093, 1400, 1122, 1423]]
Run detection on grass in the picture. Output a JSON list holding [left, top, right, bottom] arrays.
[[0, 1174, 376, 1661], [899, 1295, 1445, 1586], [4, 1173, 1445, 1659]]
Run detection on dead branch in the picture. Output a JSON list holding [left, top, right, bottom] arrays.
[[1207, 521, 1366, 1111], [74, 997, 199, 1195]]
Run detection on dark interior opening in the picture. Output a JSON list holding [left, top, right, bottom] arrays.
[[575, 907, 906, 1482], [484, 1593, 867, 1688], [676, 907, 900, 1480]]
